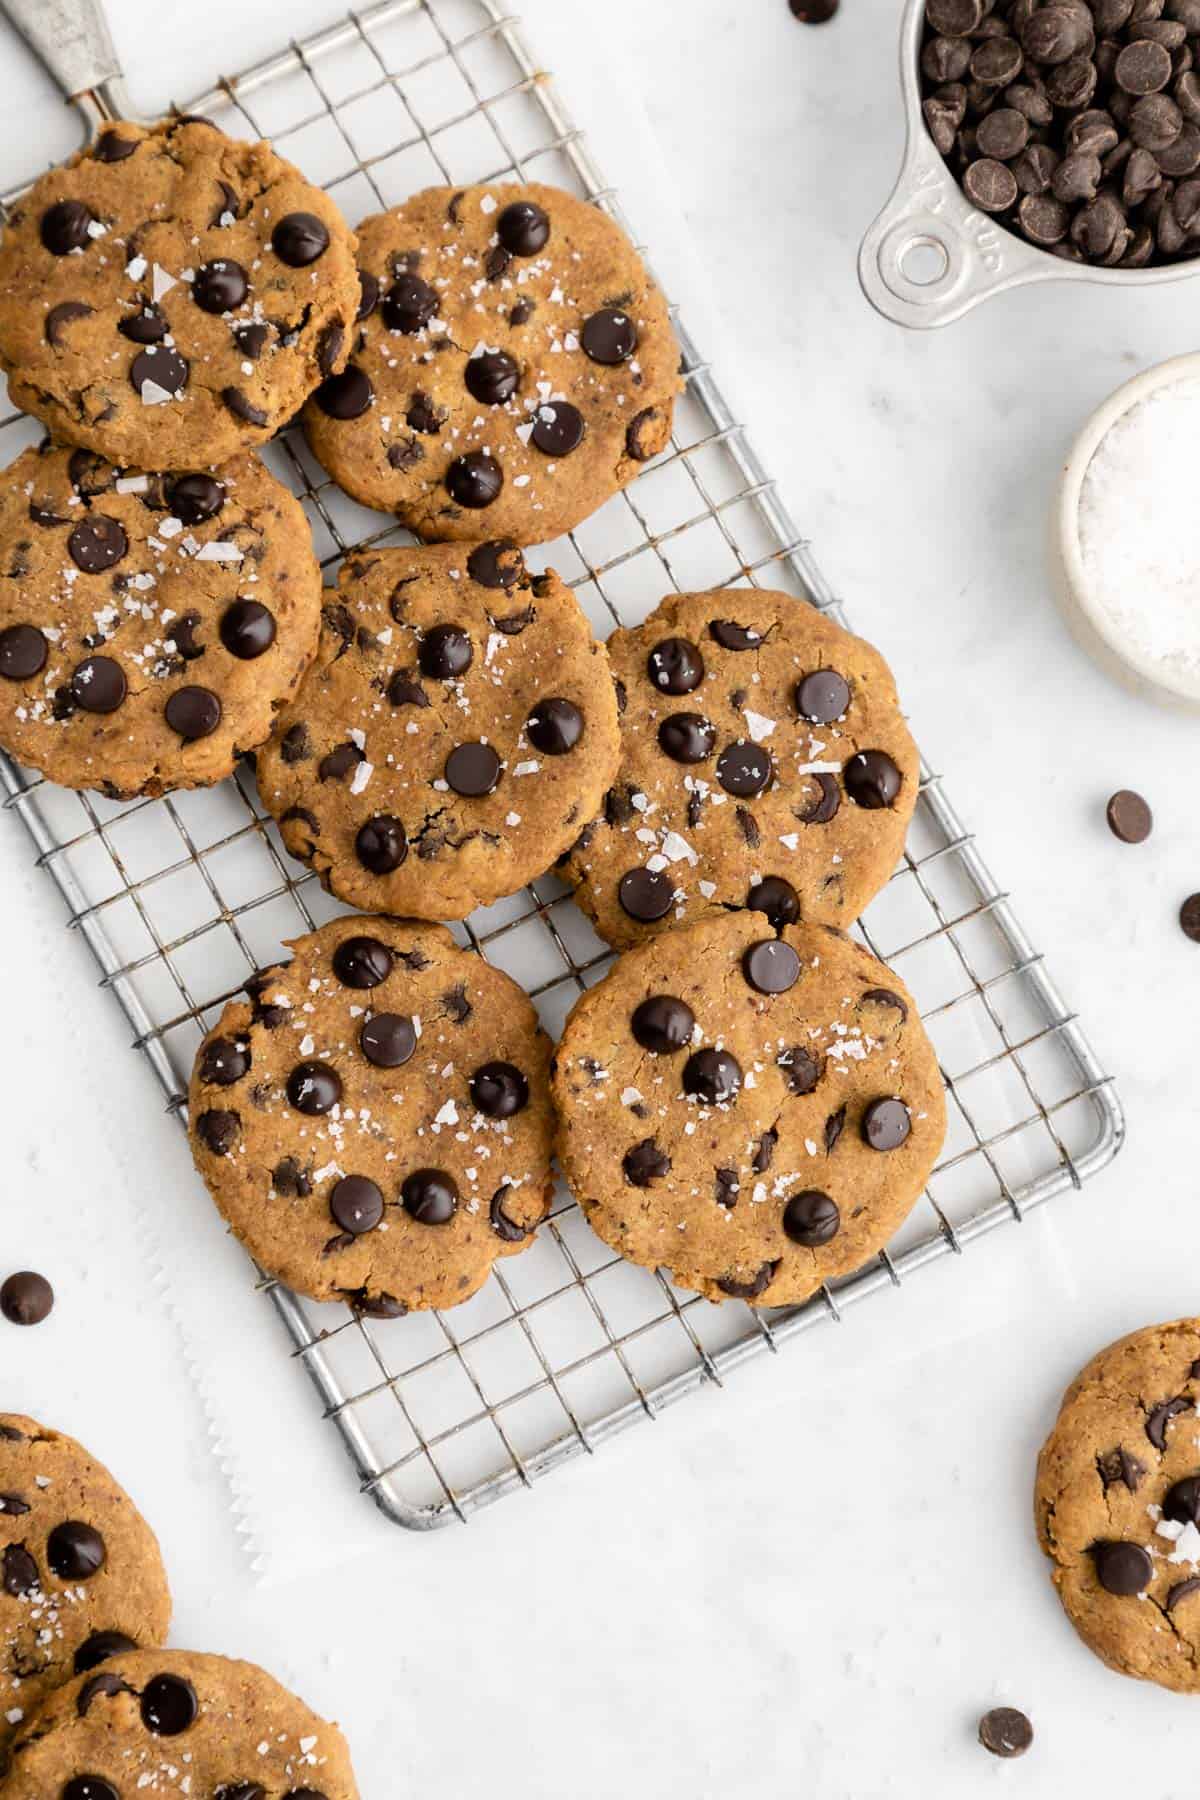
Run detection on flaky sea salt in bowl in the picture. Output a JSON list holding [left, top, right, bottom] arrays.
[[1053, 353, 1200, 714]]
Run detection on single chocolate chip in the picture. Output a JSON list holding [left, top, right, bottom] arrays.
[[330, 1175, 384, 1236], [618, 867, 674, 921], [0, 1270, 53, 1326], [467, 539, 524, 589], [976, 106, 1030, 160], [387, 670, 430, 709], [963, 157, 1019, 210], [356, 815, 407, 873], [620, 1134, 672, 1186], [782, 1189, 840, 1246], [1118, 37, 1173, 94], [978, 1708, 1033, 1759], [130, 345, 189, 397], [0, 1493, 29, 1514], [648, 636, 705, 695], [357, 269, 380, 319], [717, 1260, 781, 1301], [659, 711, 715, 763], [465, 350, 520, 404], [490, 1184, 530, 1243], [795, 669, 850, 723], [1019, 192, 1071, 243], [234, 320, 269, 359], [47, 1520, 105, 1579], [401, 1168, 458, 1224], [470, 1061, 529, 1118], [333, 935, 393, 989], [141, 1672, 198, 1735], [44, 300, 94, 345], [319, 742, 362, 782], [531, 401, 585, 455], [1106, 789, 1152, 842], [1167, 1575, 1200, 1612], [360, 1013, 416, 1068], [200, 1036, 250, 1086], [272, 212, 329, 266], [316, 365, 373, 419], [219, 599, 275, 660], [68, 515, 127, 573], [1180, 894, 1200, 942], [779, 1045, 821, 1095], [746, 876, 801, 931], [683, 1048, 742, 1105], [862, 1097, 912, 1151], [743, 938, 802, 995], [0, 624, 47, 680], [709, 618, 762, 651], [632, 995, 695, 1053], [168, 473, 224, 525], [861, 986, 909, 1025], [71, 655, 126, 713], [2, 1543, 38, 1594], [844, 750, 901, 809], [446, 741, 502, 796], [497, 200, 550, 254], [716, 741, 772, 797], [74, 1630, 137, 1673], [196, 1108, 239, 1155], [94, 128, 138, 162], [165, 685, 221, 740], [527, 696, 583, 754], [420, 624, 473, 679], [1097, 1446, 1145, 1492], [582, 307, 638, 364], [1164, 1475, 1200, 1524], [41, 199, 94, 254], [789, 0, 839, 18], [286, 1061, 342, 1116], [62, 1780, 120, 1800], [1054, 149, 1103, 202], [387, 440, 424, 471], [272, 1158, 311, 1197], [222, 386, 269, 426], [382, 272, 438, 333], [1147, 1394, 1191, 1448], [317, 321, 344, 377], [446, 449, 503, 507], [193, 258, 248, 312], [1092, 1540, 1152, 1595]]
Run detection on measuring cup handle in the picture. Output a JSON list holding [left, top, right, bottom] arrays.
[[0, 0, 128, 117], [858, 140, 1056, 330]]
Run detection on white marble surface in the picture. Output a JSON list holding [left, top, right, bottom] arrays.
[[3, 0, 1200, 1794]]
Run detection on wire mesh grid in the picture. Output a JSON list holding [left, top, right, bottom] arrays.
[[0, 0, 1123, 1530]]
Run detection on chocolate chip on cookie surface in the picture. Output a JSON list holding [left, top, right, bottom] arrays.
[[562, 587, 920, 949], [1, 1648, 359, 1796], [0, 118, 358, 468], [302, 182, 682, 542], [188, 916, 556, 1314], [0, 440, 321, 797], [552, 911, 945, 1307], [0, 1414, 171, 1764], [1036, 1318, 1200, 1693], [256, 542, 620, 919]]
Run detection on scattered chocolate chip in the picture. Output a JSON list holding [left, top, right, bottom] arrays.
[[0, 1270, 53, 1326], [0, 624, 48, 681], [382, 273, 438, 333], [844, 750, 902, 809], [582, 306, 638, 363], [196, 1108, 239, 1155], [743, 938, 802, 995], [192, 258, 248, 312], [165, 685, 221, 741], [222, 386, 268, 426], [779, 1045, 821, 1095], [465, 349, 520, 404], [648, 636, 705, 694], [330, 1175, 383, 1236], [71, 655, 126, 713], [401, 1168, 458, 1224], [1092, 1539, 1152, 1595], [356, 815, 407, 874], [272, 1158, 311, 1197], [1164, 1474, 1200, 1524], [468, 539, 524, 589], [795, 668, 850, 723], [632, 995, 695, 1053], [168, 473, 224, 524], [1106, 788, 1152, 842], [272, 212, 330, 266], [2, 1543, 38, 1595], [333, 935, 393, 988], [220, 599, 275, 660], [623, 1138, 672, 1185], [716, 741, 772, 797], [446, 450, 503, 508], [41, 199, 94, 255], [1146, 1394, 1191, 1448], [619, 866, 675, 921], [470, 1061, 529, 1118], [683, 1048, 742, 1105], [94, 128, 138, 162], [286, 1061, 342, 1116], [531, 400, 585, 455], [497, 200, 550, 254], [44, 300, 93, 345], [1180, 893, 1200, 942], [130, 345, 189, 398], [659, 711, 715, 763], [978, 1708, 1033, 1759], [862, 1096, 912, 1151], [782, 1189, 840, 1246], [200, 1037, 250, 1086], [445, 741, 501, 796], [141, 1672, 198, 1735], [316, 365, 373, 419], [47, 1520, 105, 1579], [74, 1630, 137, 1673], [527, 696, 583, 754], [490, 1184, 530, 1242], [746, 875, 801, 930], [709, 618, 762, 651], [68, 515, 127, 573], [357, 270, 380, 319], [359, 1013, 416, 1068], [1097, 1446, 1146, 1492]]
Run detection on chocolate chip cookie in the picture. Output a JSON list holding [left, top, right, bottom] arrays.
[[256, 542, 620, 919], [302, 182, 682, 542], [0, 1414, 171, 1765], [562, 588, 920, 950], [2, 1648, 359, 1796], [0, 117, 358, 468], [0, 441, 321, 797], [188, 915, 556, 1315], [1036, 1318, 1200, 1693], [552, 910, 945, 1307]]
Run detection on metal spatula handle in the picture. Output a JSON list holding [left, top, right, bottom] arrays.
[[0, 0, 130, 122]]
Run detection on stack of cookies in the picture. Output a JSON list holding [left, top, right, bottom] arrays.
[[0, 1411, 360, 1792], [0, 113, 946, 1333]]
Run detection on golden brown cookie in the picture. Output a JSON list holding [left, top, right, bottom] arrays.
[[188, 915, 556, 1315], [562, 588, 921, 950], [302, 182, 682, 542], [552, 911, 945, 1306], [0, 117, 358, 468], [0, 441, 322, 797], [0, 1415, 171, 1764], [1, 1649, 359, 1796], [1036, 1318, 1200, 1693], [256, 542, 620, 919]]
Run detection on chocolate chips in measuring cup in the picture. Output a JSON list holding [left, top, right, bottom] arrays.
[[920, 0, 1200, 267]]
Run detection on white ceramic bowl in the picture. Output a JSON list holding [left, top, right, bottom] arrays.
[[1051, 352, 1200, 715]]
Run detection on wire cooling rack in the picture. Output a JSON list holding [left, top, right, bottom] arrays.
[[0, 0, 1123, 1530]]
